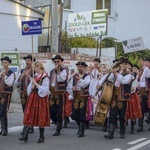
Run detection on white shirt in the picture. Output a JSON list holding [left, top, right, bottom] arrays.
[[27, 73, 50, 98]]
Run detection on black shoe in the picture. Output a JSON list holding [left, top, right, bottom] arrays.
[[1, 129, 8, 136], [120, 133, 125, 139], [53, 130, 60, 136], [145, 119, 150, 124], [19, 137, 28, 142], [104, 132, 114, 139], [137, 127, 143, 132], [37, 137, 44, 143], [78, 132, 84, 137]]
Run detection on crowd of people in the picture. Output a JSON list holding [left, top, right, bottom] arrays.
[[0, 54, 150, 144]]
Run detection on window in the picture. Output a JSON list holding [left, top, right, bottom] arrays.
[[96, 0, 111, 15], [58, 0, 71, 9]]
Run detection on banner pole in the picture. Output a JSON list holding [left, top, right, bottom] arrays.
[[31, 35, 34, 76]]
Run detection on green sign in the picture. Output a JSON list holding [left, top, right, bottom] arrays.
[[1, 53, 19, 66]]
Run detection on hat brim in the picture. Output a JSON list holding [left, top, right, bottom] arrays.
[[52, 57, 64, 62], [23, 56, 36, 62], [1, 58, 11, 63], [76, 63, 88, 67]]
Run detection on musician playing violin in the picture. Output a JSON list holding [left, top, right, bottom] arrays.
[[14, 55, 35, 135], [0, 56, 15, 136]]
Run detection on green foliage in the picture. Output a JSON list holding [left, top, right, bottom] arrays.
[[61, 33, 150, 66]]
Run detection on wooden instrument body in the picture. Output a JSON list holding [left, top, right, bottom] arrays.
[[94, 80, 114, 126]]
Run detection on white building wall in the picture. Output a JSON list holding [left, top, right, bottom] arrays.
[[0, 0, 44, 52], [108, 0, 150, 49]]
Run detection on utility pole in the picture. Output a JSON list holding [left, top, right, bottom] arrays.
[[51, 0, 58, 52]]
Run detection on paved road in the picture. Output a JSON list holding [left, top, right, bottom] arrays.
[[0, 103, 150, 150]]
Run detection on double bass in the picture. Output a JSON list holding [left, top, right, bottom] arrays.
[[94, 57, 125, 126]]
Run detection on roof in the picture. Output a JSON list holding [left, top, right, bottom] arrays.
[[8, 0, 45, 16]]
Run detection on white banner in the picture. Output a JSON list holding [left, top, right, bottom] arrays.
[[68, 9, 108, 37], [122, 37, 145, 53]]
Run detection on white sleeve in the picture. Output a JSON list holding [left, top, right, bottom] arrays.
[[67, 77, 73, 99], [57, 69, 67, 82], [27, 81, 32, 95], [37, 77, 50, 97], [117, 74, 132, 84], [78, 75, 91, 88], [14, 72, 21, 87], [4, 73, 15, 86], [144, 67, 150, 78]]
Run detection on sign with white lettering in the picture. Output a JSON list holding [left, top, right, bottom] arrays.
[[122, 37, 145, 53], [68, 9, 108, 37], [22, 20, 42, 35]]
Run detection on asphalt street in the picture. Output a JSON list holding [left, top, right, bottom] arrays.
[[0, 103, 150, 150]]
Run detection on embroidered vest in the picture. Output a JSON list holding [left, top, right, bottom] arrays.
[[120, 72, 132, 101], [0, 69, 14, 93]]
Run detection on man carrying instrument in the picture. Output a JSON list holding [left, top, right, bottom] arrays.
[[14, 55, 35, 135], [49, 55, 68, 136], [0, 56, 15, 136], [69, 62, 91, 137], [104, 57, 132, 139]]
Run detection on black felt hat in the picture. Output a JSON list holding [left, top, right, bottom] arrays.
[[52, 55, 64, 62], [132, 64, 140, 70], [1, 56, 12, 63], [112, 59, 119, 63], [145, 57, 150, 62], [93, 58, 101, 63], [76, 62, 88, 67], [23, 55, 36, 62]]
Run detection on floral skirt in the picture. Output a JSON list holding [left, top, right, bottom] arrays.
[[126, 93, 142, 120], [23, 91, 50, 127]]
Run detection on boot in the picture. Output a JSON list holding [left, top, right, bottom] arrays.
[[29, 126, 34, 134], [37, 128, 45, 143], [120, 125, 126, 139], [78, 121, 85, 137], [145, 115, 150, 124], [76, 120, 80, 135], [130, 121, 135, 134], [102, 119, 108, 132], [1, 117, 8, 136], [137, 125, 143, 132], [19, 126, 30, 142], [53, 122, 62, 136], [20, 125, 26, 135], [0, 118, 3, 135], [63, 117, 68, 128], [104, 124, 114, 139], [137, 118, 143, 132], [86, 121, 89, 129]]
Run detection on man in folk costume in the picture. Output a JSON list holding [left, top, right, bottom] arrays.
[[91, 58, 101, 80], [0, 56, 15, 136], [142, 58, 150, 129], [104, 58, 132, 139], [70, 62, 91, 137], [137, 58, 149, 132], [49, 55, 68, 136], [14, 55, 35, 135]]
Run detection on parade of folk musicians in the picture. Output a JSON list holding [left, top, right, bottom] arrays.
[[0, 54, 150, 144]]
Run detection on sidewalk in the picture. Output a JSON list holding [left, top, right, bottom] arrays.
[[9, 102, 22, 113]]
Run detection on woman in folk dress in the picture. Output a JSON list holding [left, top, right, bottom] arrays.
[[19, 61, 50, 143]]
